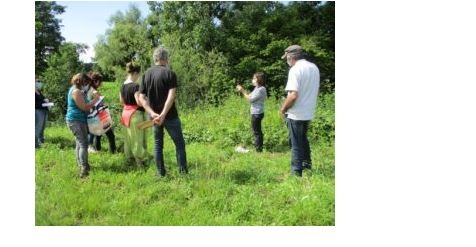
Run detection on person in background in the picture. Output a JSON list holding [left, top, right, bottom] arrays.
[[236, 72, 267, 152], [66, 73, 100, 178], [120, 62, 149, 168], [279, 45, 320, 177], [139, 46, 188, 177], [86, 72, 116, 154], [35, 76, 49, 148]]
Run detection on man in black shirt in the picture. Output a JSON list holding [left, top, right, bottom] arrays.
[[139, 47, 188, 177]]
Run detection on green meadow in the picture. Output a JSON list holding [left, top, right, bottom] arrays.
[[35, 82, 335, 225]]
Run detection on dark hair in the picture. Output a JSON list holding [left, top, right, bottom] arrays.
[[88, 71, 103, 81], [126, 62, 141, 74], [87, 71, 103, 89], [253, 72, 265, 86]]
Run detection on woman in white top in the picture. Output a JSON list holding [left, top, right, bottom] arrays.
[[86, 72, 116, 154]]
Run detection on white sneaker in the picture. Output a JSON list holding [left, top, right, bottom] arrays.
[[88, 147, 97, 153], [235, 145, 250, 153]]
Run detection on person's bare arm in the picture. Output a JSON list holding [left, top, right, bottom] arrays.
[[279, 91, 298, 116], [155, 88, 177, 126], [139, 93, 160, 124], [134, 92, 143, 107], [119, 93, 125, 106], [72, 89, 99, 112], [139, 93, 155, 115], [236, 85, 250, 100]]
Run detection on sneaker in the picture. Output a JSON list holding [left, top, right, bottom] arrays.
[[235, 145, 250, 153], [88, 147, 97, 153]]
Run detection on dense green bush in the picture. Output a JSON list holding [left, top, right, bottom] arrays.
[[309, 93, 335, 144], [51, 81, 333, 153], [42, 43, 84, 121], [180, 93, 335, 151], [92, 1, 334, 107], [46, 79, 334, 152]]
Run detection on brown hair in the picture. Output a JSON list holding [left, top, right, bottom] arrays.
[[71, 73, 91, 87], [126, 62, 141, 74], [88, 71, 103, 89], [253, 72, 265, 86], [88, 71, 103, 82]]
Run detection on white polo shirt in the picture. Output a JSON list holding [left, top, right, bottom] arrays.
[[284, 59, 320, 120]]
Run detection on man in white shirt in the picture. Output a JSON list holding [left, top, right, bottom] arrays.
[[279, 45, 320, 176]]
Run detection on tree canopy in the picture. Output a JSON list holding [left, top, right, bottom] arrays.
[[94, 1, 334, 107], [94, 5, 153, 82], [36, 1, 334, 120], [35, 1, 65, 75]]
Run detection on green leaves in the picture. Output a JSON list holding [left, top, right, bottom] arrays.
[[42, 42, 84, 121], [95, 5, 152, 82], [35, 1, 65, 74]]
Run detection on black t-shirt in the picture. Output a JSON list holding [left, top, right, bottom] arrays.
[[120, 83, 138, 105], [121, 83, 144, 111], [139, 65, 178, 119]]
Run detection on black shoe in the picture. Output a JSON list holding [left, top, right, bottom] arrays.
[[136, 159, 146, 169], [291, 170, 303, 177], [156, 170, 166, 177], [179, 166, 188, 174], [302, 162, 312, 170], [79, 166, 89, 178]]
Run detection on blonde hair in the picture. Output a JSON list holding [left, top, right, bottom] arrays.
[[71, 73, 91, 87]]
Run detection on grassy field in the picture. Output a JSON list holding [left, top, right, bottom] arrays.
[[35, 82, 335, 225]]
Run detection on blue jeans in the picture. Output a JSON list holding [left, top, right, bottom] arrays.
[[67, 121, 90, 169], [251, 113, 264, 152], [286, 118, 312, 176], [153, 117, 188, 176], [35, 109, 48, 148]]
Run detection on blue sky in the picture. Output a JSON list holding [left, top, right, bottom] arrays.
[[57, 1, 151, 63]]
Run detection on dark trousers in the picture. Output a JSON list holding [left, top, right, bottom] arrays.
[[286, 118, 312, 176], [251, 113, 264, 152], [153, 117, 188, 176], [89, 128, 116, 153], [35, 109, 48, 148]]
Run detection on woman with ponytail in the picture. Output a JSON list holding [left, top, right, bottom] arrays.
[[120, 62, 149, 168]]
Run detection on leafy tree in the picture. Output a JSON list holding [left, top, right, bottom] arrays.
[[35, 1, 65, 75], [215, 1, 335, 95], [147, 1, 233, 107], [94, 5, 152, 82], [216, 1, 293, 94], [42, 42, 85, 121], [94, 1, 335, 106]]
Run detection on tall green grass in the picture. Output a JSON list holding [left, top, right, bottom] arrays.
[[35, 82, 335, 225]]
